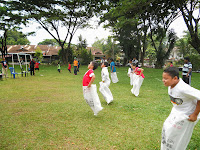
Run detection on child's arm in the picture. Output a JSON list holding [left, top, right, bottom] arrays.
[[111, 66, 114, 73], [88, 75, 95, 87], [137, 68, 144, 76], [188, 100, 200, 122]]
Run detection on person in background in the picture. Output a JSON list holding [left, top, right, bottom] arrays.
[[57, 62, 61, 73], [182, 57, 192, 85], [169, 61, 173, 67], [77, 60, 80, 72], [68, 62, 71, 73], [35, 61, 40, 72], [73, 57, 78, 75], [132, 57, 138, 66], [29, 59, 35, 76], [1, 57, 8, 78], [101, 57, 107, 65]]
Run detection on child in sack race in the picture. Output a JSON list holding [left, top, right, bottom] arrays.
[[109, 58, 119, 83], [131, 63, 145, 97], [82, 61, 103, 116], [161, 67, 200, 150], [99, 62, 113, 105]]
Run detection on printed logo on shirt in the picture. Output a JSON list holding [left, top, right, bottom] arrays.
[[169, 95, 183, 105]]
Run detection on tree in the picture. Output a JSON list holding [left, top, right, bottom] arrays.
[[92, 37, 106, 51], [6, 29, 30, 45], [80, 49, 93, 65], [0, 0, 27, 57], [77, 35, 87, 50], [38, 39, 59, 46], [13, 0, 108, 64], [173, 0, 200, 54], [103, 36, 120, 59], [34, 47, 43, 62]]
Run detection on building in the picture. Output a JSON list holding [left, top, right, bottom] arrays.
[[3, 45, 105, 63], [6, 45, 61, 63], [86, 47, 105, 61]]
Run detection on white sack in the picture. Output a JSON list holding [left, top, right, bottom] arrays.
[[131, 73, 137, 86], [127, 68, 131, 77], [99, 81, 113, 104], [161, 110, 199, 150], [83, 84, 103, 115], [111, 72, 119, 83], [131, 75, 144, 96]]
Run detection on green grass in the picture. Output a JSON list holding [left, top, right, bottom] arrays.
[[0, 65, 200, 150]]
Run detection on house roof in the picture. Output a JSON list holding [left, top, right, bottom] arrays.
[[6, 45, 104, 57], [7, 45, 61, 56], [86, 47, 105, 56]]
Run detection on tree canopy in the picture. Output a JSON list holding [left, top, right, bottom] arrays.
[[8, 0, 108, 63]]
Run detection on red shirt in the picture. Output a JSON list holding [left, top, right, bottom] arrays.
[[35, 62, 40, 68], [68, 64, 71, 69], [134, 67, 145, 78], [83, 69, 94, 86]]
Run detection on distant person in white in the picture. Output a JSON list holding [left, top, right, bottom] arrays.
[[101, 57, 107, 65], [161, 67, 200, 150], [182, 57, 192, 85]]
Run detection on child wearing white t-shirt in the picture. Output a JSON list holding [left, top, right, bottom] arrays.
[[161, 67, 200, 150], [99, 62, 113, 104]]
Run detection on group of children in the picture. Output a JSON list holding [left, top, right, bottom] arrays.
[[81, 59, 200, 150], [82, 59, 118, 116], [57, 57, 80, 75]]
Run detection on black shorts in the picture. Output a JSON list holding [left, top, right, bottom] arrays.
[[35, 68, 39, 70]]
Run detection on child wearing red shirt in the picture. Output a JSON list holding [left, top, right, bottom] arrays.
[[131, 63, 145, 96], [35, 61, 40, 71], [68, 62, 71, 73], [83, 61, 103, 116]]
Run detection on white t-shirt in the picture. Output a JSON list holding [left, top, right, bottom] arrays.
[[182, 62, 192, 76], [168, 78, 200, 117]]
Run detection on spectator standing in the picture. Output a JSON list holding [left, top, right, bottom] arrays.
[[29, 59, 35, 76], [73, 57, 78, 75], [1, 57, 8, 78], [182, 57, 192, 85]]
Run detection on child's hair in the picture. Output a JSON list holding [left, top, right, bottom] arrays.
[[184, 57, 190, 61], [163, 67, 179, 79], [110, 58, 113, 61], [104, 62, 109, 67], [132, 63, 137, 66], [91, 61, 98, 70], [170, 61, 173, 64]]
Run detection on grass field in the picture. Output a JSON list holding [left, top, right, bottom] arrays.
[[0, 64, 200, 150]]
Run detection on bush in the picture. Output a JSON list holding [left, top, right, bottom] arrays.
[[189, 54, 200, 71], [80, 49, 93, 65]]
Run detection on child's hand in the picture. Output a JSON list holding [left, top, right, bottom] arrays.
[[188, 113, 198, 122], [88, 84, 91, 88]]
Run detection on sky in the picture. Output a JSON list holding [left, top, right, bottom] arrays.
[[22, 11, 198, 47]]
